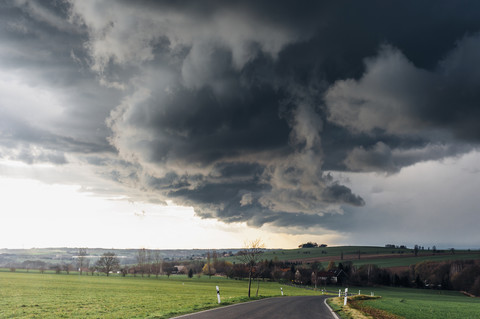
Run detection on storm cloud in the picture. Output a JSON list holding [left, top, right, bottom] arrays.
[[2, 0, 480, 233]]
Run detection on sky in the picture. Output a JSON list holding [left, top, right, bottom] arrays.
[[1, 0, 480, 250]]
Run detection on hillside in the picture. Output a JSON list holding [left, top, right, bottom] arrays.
[[2, 246, 479, 270], [225, 245, 480, 269], [0, 247, 233, 268]]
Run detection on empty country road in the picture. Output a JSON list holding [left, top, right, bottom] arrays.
[[172, 296, 338, 319]]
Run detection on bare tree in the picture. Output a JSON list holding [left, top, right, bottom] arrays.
[[164, 262, 174, 278], [136, 248, 147, 277], [77, 248, 88, 275], [146, 249, 153, 277], [311, 261, 323, 291], [236, 238, 265, 298], [119, 267, 128, 277], [152, 250, 163, 278], [89, 264, 96, 276], [95, 252, 120, 276], [53, 264, 61, 274], [63, 263, 71, 274], [212, 250, 219, 271]]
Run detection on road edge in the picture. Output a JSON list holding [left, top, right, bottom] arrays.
[[172, 295, 337, 319], [324, 297, 340, 319], [171, 297, 274, 318]]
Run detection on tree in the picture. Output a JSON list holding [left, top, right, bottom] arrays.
[[146, 249, 152, 277], [202, 263, 216, 277], [151, 250, 163, 278], [212, 250, 219, 272], [89, 264, 96, 276], [53, 264, 61, 274], [236, 238, 265, 298], [206, 251, 213, 278], [471, 277, 480, 296], [95, 252, 120, 276], [326, 260, 336, 271], [311, 262, 323, 291], [298, 242, 318, 248], [188, 261, 204, 276], [63, 263, 71, 274], [163, 262, 175, 278], [119, 267, 128, 277], [136, 248, 147, 277], [77, 248, 88, 275], [254, 261, 269, 297]]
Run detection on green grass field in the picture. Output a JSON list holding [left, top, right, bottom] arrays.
[[0, 271, 321, 318], [247, 245, 407, 261], [354, 287, 480, 319]]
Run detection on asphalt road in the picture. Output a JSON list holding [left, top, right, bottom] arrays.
[[172, 296, 338, 319]]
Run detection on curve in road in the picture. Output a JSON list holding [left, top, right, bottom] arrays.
[[172, 295, 338, 319]]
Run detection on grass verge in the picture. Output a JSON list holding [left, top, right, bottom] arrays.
[[348, 295, 403, 319], [327, 296, 373, 319]]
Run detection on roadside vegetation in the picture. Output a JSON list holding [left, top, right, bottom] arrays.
[[328, 296, 374, 319], [341, 287, 480, 319]]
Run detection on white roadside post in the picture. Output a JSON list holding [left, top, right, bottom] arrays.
[[343, 288, 348, 306], [358, 290, 361, 295], [281, 287, 284, 296], [216, 286, 221, 304], [338, 289, 341, 297]]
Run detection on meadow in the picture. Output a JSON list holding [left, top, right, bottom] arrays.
[[0, 271, 321, 318], [345, 286, 480, 319]]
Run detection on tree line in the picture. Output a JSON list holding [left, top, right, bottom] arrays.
[[282, 259, 480, 297], [6, 246, 480, 298]]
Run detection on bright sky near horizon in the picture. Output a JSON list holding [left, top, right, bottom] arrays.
[[0, 165, 341, 249], [1, 1, 480, 250]]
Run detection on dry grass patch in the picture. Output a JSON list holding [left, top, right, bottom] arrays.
[[328, 296, 373, 319], [349, 295, 404, 319]]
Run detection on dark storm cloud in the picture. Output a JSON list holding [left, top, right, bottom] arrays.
[[0, 0, 122, 165], [4, 1, 480, 229], [72, 0, 480, 227], [128, 83, 292, 166], [325, 43, 480, 140]]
